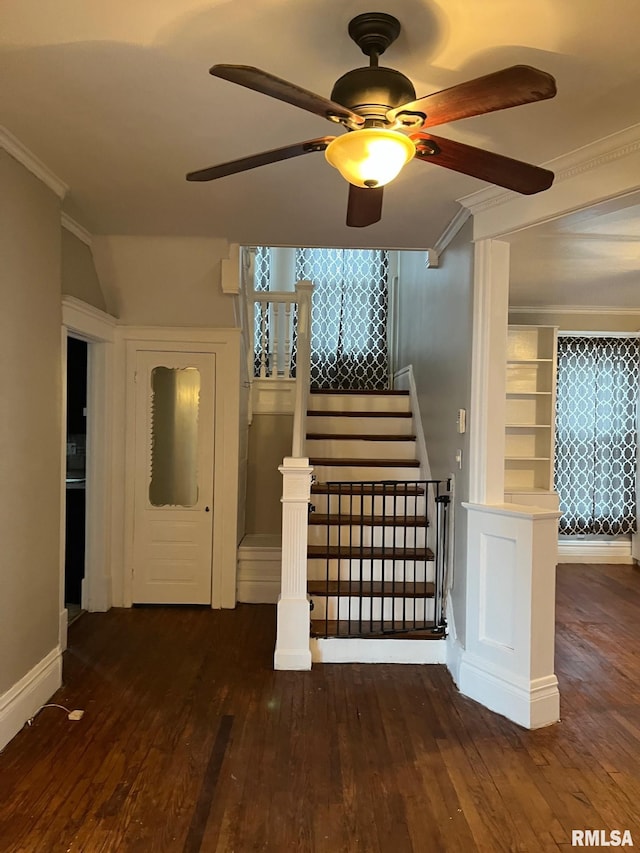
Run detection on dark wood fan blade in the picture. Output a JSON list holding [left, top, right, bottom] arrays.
[[388, 65, 556, 128], [186, 137, 334, 182], [346, 184, 384, 227], [210, 65, 365, 129], [411, 132, 554, 195]]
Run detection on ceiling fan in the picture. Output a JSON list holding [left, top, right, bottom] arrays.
[[187, 12, 557, 227]]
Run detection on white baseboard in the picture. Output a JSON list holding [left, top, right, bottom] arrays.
[[311, 636, 447, 664], [82, 573, 112, 612], [557, 538, 633, 564], [393, 364, 432, 480], [0, 647, 63, 751], [458, 652, 560, 729], [237, 534, 281, 603], [445, 598, 464, 685], [274, 648, 312, 670]]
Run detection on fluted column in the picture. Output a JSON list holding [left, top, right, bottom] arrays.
[[274, 457, 313, 670]]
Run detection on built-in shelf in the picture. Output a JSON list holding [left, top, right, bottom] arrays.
[[504, 325, 559, 507]]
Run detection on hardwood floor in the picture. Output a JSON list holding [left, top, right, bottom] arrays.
[[1, 563, 639, 852]]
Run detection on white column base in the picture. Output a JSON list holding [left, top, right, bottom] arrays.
[[274, 596, 311, 670], [459, 653, 559, 729]]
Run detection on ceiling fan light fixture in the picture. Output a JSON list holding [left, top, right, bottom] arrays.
[[325, 128, 415, 188]]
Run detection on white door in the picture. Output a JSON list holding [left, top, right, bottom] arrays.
[[132, 350, 215, 604]]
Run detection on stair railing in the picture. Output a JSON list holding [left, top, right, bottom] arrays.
[[274, 280, 314, 671]]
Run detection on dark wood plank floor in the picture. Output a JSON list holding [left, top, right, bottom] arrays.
[[1, 563, 639, 852]]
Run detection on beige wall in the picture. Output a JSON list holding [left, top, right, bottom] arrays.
[[61, 228, 107, 311], [244, 414, 293, 535], [508, 310, 640, 331], [91, 235, 236, 325], [0, 151, 62, 695], [395, 220, 475, 645]]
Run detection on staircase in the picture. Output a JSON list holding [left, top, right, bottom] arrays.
[[305, 389, 448, 664]]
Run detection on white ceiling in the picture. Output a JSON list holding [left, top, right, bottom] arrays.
[[508, 192, 640, 309], [1, 0, 640, 271]]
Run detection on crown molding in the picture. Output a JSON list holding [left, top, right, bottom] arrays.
[[430, 208, 472, 265], [509, 304, 640, 316], [0, 126, 68, 199], [457, 123, 640, 216], [61, 212, 92, 247]]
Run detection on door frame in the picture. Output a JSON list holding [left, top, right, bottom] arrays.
[[120, 327, 241, 609], [61, 296, 117, 650]]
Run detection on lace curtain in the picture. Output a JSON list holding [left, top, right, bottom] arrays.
[[555, 336, 640, 535], [295, 248, 389, 390]]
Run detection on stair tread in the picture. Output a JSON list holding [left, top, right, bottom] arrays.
[[309, 513, 427, 527], [307, 433, 416, 441], [310, 457, 420, 467], [307, 410, 412, 418], [311, 620, 443, 639], [308, 545, 434, 560], [312, 483, 425, 495], [310, 389, 409, 396], [308, 580, 434, 598]]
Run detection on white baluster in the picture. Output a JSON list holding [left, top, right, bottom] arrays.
[[284, 302, 292, 379], [272, 302, 280, 378], [259, 301, 268, 378], [292, 281, 314, 458]]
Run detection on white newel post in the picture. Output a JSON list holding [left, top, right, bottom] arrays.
[[274, 457, 313, 670], [291, 280, 313, 458], [460, 502, 562, 729]]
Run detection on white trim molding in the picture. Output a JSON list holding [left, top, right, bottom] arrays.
[[62, 295, 117, 338], [0, 647, 62, 751], [237, 534, 282, 603], [468, 239, 510, 504], [557, 538, 633, 564], [0, 125, 68, 199], [311, 637, 446, 664], [62, 297, 117, 624], [393, 365, 432, 480], [220, 242, 240, 295], [459, 124, 640, 242], [459, 123, 640, 217], [432, 208, 472, 261], [61, 212, 92, 247], [252, 378, 296, 415], [510, 305, 640, 317]]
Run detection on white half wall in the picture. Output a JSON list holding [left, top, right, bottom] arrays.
[[459, 502, 561, 729]]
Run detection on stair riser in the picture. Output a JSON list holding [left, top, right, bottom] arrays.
[[307, 438, 416, 459], [307, 558, 434, 583], [306, 415, 414, 436], [311, 465, 420, 481], [310, 597, 434, 622], [309, 393, 410, 414], [311, 494, 427, 516], [307, 526, 428, 549]]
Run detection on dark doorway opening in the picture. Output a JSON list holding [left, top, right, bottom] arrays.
[[65, 337, 88, 618]]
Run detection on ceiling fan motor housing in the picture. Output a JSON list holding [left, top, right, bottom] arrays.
[[331, 66, 416, 122]]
